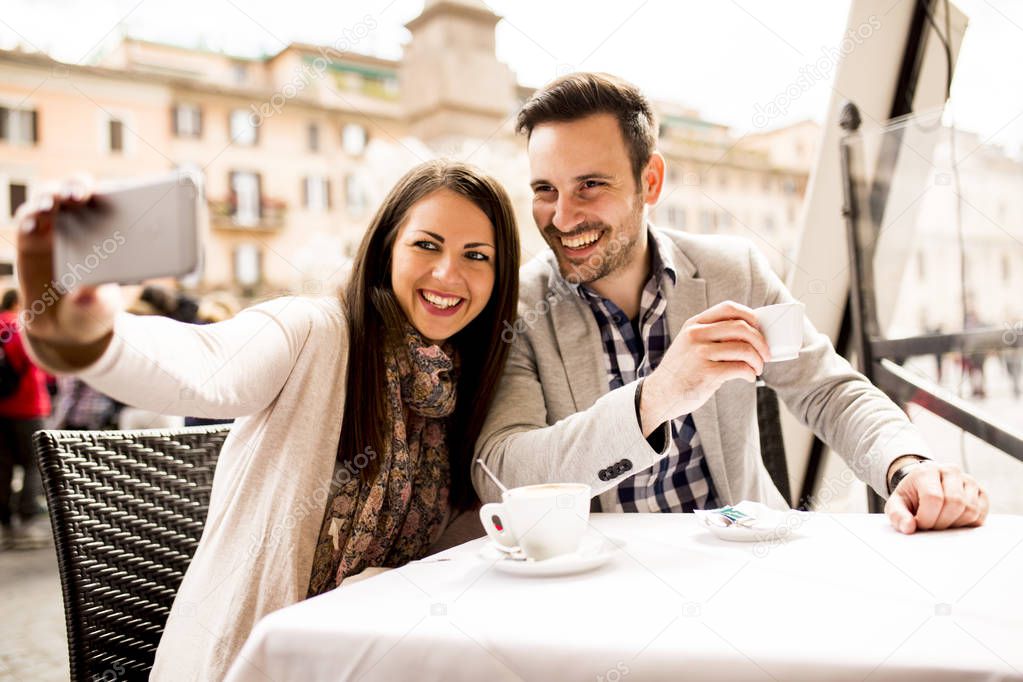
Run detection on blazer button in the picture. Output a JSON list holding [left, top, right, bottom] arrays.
[[598, 469, 609, 481], [612, 462, 625, 476], [621, 459, 633, 471]]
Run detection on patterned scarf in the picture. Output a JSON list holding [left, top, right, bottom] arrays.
[[306, 325, 456, 597]]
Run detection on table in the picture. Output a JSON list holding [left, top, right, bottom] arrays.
[[227, 513, 1023, 681]]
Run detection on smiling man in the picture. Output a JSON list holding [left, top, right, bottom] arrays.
[[474, 72, 988, 533]]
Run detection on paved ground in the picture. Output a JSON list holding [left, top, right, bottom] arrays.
[[0, 544, 68, 681], [0, 355, 1019, 682]]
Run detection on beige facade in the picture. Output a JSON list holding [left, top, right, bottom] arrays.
[[0, 0, 816, 300], [883, 129, 1023, 337]]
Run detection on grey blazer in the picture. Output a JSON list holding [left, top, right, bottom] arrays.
[[474, 227, 931, 508]]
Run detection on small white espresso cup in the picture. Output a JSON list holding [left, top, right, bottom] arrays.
[[752, 302, 805, 362], [479, 483, 591, 560]]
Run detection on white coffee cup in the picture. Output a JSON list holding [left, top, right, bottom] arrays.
[[753, 302, 804, 362], [479, 483, 591, 560]]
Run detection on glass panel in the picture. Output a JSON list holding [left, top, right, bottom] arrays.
[[234, 243, 261, 286], [842, 108, 1023, 513], [341, 123, 366, 156], [232, 172, 260, 226], [9, 182, 27, 218], [230, 109, 256, 145], [108, 118, 123, 152]]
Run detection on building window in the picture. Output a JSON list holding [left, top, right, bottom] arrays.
[[8, 182, 27, 218], [342, 123, 367, 156], [763, 215, 776, 233], [230, 109, 257, 146], [1002, 253, 1011, 284], [233, 243, 262, 290], [308, 123, 319, 152], [342, 72, 363, 91], [108, 118, 124, 153], [667, 206, 686, 229], [719, 211, 732, 229], [345, 173, 368, 215], [699, 210, 715, 233], [230, 171, 261, 227], [0, 107, 38, 145], [173, 104, 202, 137], [232, 63, 248, 85], [917, 251, 926, 281], [303, 176, 330, 211]]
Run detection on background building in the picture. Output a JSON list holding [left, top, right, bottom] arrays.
[[0, 0, 817, 300]]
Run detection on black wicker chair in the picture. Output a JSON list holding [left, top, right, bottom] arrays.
[[33, 425, 232, 681]]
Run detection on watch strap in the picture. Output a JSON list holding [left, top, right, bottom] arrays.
[[888, 457, 926, 495]]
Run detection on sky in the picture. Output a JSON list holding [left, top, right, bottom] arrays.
[[1, 0, 1022, 154]]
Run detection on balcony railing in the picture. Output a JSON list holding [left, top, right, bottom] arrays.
[[208, 198, 286, 231]]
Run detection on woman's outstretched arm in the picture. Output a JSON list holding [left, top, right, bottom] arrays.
[[13, 179, 318, 420]]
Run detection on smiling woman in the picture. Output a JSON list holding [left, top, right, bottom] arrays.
[[335, 161, 520, 518], [390, 189, 498, 344], [12, 159, 520, 679]]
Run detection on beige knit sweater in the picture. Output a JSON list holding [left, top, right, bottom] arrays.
[[26, 295, 479, 681]]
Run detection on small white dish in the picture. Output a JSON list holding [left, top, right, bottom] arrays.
[[479, 532, 620, 577], [695, 501, 808, 543]]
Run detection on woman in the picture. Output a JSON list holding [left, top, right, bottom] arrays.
[[14, 160, 520, 680]]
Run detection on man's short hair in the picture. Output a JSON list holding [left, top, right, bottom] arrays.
[[516, 72, 658, 184]]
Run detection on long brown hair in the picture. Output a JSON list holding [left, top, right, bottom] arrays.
[[337, 160, 519, 511]]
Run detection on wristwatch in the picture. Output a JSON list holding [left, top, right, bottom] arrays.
[[888, 457, 927, 495]]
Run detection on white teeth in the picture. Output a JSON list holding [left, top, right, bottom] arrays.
[[422, 291, 462, 308], [561, 231, 600, 249]]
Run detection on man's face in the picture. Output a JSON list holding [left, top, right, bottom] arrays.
[[527, 112, 650, 284]]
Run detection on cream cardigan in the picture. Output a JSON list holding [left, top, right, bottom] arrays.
[[27, 295, 479, 680]]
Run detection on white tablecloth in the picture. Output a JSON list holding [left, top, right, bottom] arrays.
[[227, 513, 1023, 681]]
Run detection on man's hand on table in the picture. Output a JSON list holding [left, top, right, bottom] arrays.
[[885, 456, 989, 534]]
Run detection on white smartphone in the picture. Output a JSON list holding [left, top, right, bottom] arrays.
[[53, 171, 201, 287]]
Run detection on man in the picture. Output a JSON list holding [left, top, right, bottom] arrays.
[[474, 73, 988, 533], [0, 289, 53, 549]]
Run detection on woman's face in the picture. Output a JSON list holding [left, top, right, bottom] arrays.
[[390, 189, 497, 344]]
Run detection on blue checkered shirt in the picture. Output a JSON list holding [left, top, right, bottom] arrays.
[[575, 232, 719, 513]]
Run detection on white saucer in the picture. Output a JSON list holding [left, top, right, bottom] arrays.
[[479, 533, 620, 577], [695, 501, 809, 543]]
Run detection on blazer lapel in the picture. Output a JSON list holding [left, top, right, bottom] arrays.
[[549, 282, 607, 411], [663, 243, 734, 505]]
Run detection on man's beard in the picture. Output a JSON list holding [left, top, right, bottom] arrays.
[[543, 204, 644, 285]]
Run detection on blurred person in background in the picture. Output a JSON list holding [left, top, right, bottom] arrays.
[[0, 288, 53, 549], [139, 282, 200, 323], [114, 291, 188, 431], [196, 290, 241, 325], [49, 375, 123, 431], [963, 309, 988, 398]]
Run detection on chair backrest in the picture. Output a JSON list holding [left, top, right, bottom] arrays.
[[33, 425, 231, 681], [755, 384, 792, 505]]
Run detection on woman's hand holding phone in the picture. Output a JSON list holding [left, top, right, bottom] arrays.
[[14, 178, 122, 369]]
